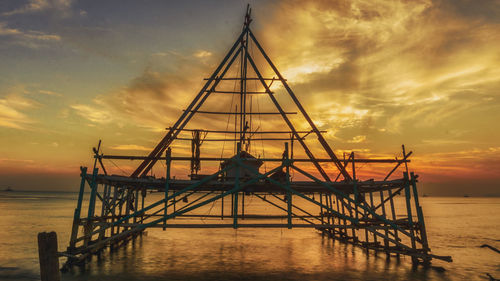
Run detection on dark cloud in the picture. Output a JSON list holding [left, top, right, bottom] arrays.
[[436, 0, 500, 23]]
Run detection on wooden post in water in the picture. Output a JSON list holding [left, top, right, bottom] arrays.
[[38, 231, 61, 281]]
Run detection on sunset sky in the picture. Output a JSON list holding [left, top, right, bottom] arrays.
[[1, 0, 499, 196]]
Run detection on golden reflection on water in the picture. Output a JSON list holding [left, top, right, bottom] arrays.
[[0, 192, 498, 281]]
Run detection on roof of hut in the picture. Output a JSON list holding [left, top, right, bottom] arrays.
[[221, 151, 263, 167]]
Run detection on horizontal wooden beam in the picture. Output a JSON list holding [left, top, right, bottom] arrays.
[[98, 155, 410, 163], [207, 90, 268, 94], [183, 110, 296, 115], [169, 128, 327, 134], [204, 77, 284, 81], [94, 223, 387, 229], [175, 137, 303, 142], [85, 173, 407, 194]]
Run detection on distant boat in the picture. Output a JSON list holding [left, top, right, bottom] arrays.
[[423, 194, 428, 197], [463, 194, 470, 198], [4, 186, 13, 192]]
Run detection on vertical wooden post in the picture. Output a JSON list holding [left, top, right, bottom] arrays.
[[233, 142, 241, 229], [327, 195, 334, 236], [335, 196, 343, 237], [172, 189, 176, 217], [142, 188, 146, 216], [403, 172, 417, 264], [100, 184, 108, 216], [362, 193, 369, 251], [84, 167, 99, 247], [230, 193, 234, 217], [104, 185, 112, 239], [387, 188, 400, 258], [369, 192, 378, 251], [402, 145, 409, 174], [74, 167, 87, 218], [351, 152, 358, 202], [110, 186, 118, 237], [410, 172, 430, 253], [347, 198, 356, 239], [87, 168, 99, 220], [38, 231, 60, 281], [164, 148, 171, 230], [319, 192, 325, 236], [351, 152, 358, 242], [106, 184, 113, 215], [379, 190, 390, 258], [221, 190, 224, 220], [242, 192, 245, 220], [124, 189, 131, 232], [285, 143, 292, 229], [69, 167, 87, 251], [133, 189, 139, 224], [117, 191, 124, 235], [323, 194, 329, 236], [98, 184, 109, 242]]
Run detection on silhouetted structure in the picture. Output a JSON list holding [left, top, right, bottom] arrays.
[[62, 6, 451, 270]]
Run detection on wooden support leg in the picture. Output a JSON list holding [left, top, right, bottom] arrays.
[[164, 148, 171, 230], [124, 189, 131, 232], [335, 196, 343, 238], [84, 168, 99, 248], [410, 172, 430, 253], [221, 190, 224, 220], [379, 190, 391, 259], [110, 186, 118, 238], [38, 232, 61, 281], [242, 192, 245, 220], [134, 189, 139, 225], [328, 194, 335, 236], [403, 172, 418, 264], [68, 167, 87, 252], [348, 196, 357, 241], [98, 184, 109, 242], [363, 193, 369, 253], [319, 192, 325, 237], [387, 188, 400, 259], [368, 192, 378, 255], [230, 193, 234, 217], [340, 196, 347, 238]]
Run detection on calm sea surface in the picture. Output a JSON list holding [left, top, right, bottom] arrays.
[[0, 191, 498, 281]]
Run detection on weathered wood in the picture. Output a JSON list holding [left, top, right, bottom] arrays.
[[183, 110, 297, 115], [38, 232, 60, 281], [403, 172, 418, 264], [99, 155, 410, 163], [68, 167, 87, 251]]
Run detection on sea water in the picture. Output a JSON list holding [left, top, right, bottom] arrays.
[[0, 191, 498, 281]]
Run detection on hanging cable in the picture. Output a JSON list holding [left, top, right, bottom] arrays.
[[107, 159, 128, 175], [249, 40, 267, 172], [219, 57, 241, 164]]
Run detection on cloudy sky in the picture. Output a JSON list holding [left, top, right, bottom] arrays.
[[1, 0, 499, 196]]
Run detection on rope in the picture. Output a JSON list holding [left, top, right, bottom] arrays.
[[249, 41, 267, 173], [219, 57, 240, 163], [107, 159, 127, 175]]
